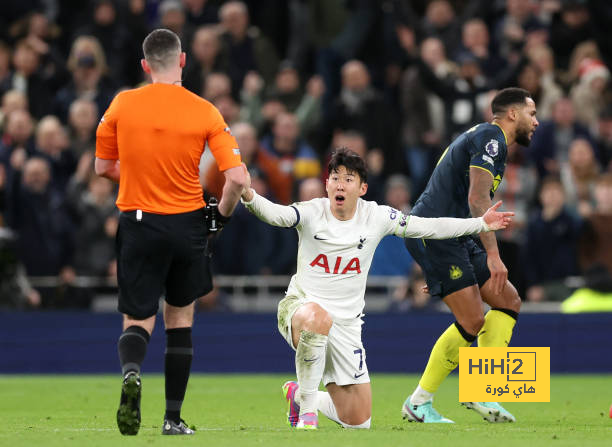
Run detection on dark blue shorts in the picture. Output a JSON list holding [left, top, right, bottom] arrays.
[[405, 236, 491, 299]]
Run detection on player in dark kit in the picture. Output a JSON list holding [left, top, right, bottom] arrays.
[[402, 88, 538, 423]]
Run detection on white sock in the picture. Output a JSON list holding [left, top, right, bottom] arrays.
[[343, 418, 371, 429], [316, 391, 341, 425], [410, 384, 434, 406], [295, 330, 327, 415], [316, 391, 371, 429]]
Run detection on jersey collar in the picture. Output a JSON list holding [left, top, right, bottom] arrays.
[[492, 122, 508, 145]]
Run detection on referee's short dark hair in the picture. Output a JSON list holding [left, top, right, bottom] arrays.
[[328, 147, 368, 184], [142, 28, 181, 71], [491, 87, 532, 116]]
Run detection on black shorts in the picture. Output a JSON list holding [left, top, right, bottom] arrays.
[[116, 208, 212, 319], [405, 236, 491, 299]]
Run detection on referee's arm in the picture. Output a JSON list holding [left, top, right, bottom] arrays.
[[95, 93, 120, 182], [218, 163, 249, 218], [95, 158, 120, 183]]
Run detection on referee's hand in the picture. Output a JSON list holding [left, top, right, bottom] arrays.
[[241, 163, 254, 201]]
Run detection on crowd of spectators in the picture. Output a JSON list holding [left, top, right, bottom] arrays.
[[0, 0, 611, 310]]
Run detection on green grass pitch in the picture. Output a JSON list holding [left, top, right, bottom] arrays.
[[1, 374, 610, 447]]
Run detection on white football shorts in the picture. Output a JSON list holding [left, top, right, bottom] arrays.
[[277, 294, 370, 386]]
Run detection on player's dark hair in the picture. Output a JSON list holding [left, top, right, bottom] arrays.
[[328, 147, 368, 184], [491, 87, 532, 116], [142, 28, 181, 71]]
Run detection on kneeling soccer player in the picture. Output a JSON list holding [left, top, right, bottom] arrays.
[[240, 148, 513, 429]]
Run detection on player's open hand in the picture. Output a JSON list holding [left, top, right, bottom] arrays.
[[482, 201, 514, 231]]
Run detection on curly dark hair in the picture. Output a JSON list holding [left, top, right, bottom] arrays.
[[491, 87, 532, 116]]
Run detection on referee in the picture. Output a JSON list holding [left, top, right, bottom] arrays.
[[95, 29, 247, 436]]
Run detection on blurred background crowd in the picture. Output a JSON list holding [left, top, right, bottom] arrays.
[[0, 0, 611, 312]]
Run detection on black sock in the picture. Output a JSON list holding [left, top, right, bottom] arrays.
[[118, 325, 150, 376], [165, 327, 193, 423]]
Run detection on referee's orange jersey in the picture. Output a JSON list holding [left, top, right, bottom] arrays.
[[96, 83, 242, 214]]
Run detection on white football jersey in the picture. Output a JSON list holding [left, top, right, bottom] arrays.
[[242, 192, 488, 320], [287, 197, 406, 319]]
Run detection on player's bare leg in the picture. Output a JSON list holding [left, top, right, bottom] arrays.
[[479, 279, 521, 347], [461, 279, 521, 423], [324, 382, 371, 428], [161, 302, 196, 435], [444, 286, 486, 335], [289, 303, 332, 429], [403, 285, 483, 423], [117, 314, 155, 435]]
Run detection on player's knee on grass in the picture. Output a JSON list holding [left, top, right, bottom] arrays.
[[343, 417, 371, 429], [292, 303, 333, 346], [329, 383, 372, 426], [335, 395, 371, 426], [340, 410, 371, 427]]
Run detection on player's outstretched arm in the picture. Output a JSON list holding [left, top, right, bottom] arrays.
[[241, 187, 300, 228], [398, 203, 513, 240]]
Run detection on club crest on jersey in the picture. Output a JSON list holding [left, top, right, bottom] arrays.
[[449, 265, 463, 280], [485, 139, 499, 157], [224, 126, 233, 136], [358, 237, 366, 249]]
